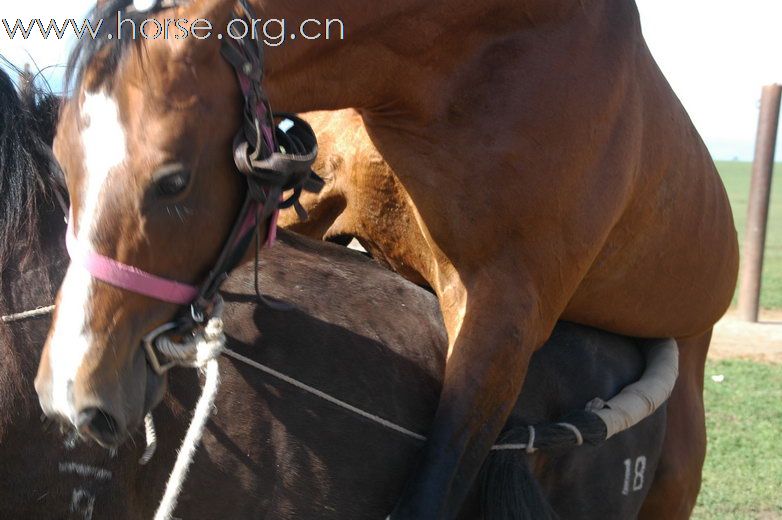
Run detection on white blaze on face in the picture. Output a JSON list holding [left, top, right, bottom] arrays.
[[47, 91, 128, 423]]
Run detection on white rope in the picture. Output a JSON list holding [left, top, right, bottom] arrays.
[[144, 310, 675, 519], [526, 425, 536, 453], [557, 422, 584, 446], [150, 336, 541, 520], [490, 425, 537, 452], [5, 298, 668, 458], [4, 300, 665, 467], [221, 347, 427, 442], [222, 348, 544, 452], [1, 304, 55, 322], [147, 305, 226, 520], [139, 413, 157, 465], [153, 358, 220, 520], [154, 318, 226, 369]]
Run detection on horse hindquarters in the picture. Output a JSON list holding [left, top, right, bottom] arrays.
[[478, 323, 668, 520], [537, 405, 667, 519], [478, 405, 667, 520]]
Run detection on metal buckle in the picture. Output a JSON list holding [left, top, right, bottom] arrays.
[[233, 138, 254, 175], [190, 304, 205, 324], [143, 322, 180, 376]]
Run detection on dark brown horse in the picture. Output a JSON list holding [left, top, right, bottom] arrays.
[[7, 243, 668, 520], [36, 1, 737, 518], [0, 65, 672, 519]]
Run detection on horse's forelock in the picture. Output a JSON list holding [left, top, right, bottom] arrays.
[[66, 0, 170, 93]]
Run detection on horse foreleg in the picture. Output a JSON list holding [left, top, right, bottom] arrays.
[[638, 329, 712, 519], [390, 284, 552, 519]]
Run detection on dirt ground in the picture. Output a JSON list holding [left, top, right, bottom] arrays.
[[708, 309, 782, 363]]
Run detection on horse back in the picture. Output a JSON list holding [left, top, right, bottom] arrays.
[[211, 234, 665, 519]]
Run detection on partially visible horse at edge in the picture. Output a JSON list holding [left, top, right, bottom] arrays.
[[35, 0, 738, 518], [0, 66, 670, 519]]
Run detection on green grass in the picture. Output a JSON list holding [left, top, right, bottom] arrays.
[[716, 161, 782, 309], [694, 360, 782, 519]]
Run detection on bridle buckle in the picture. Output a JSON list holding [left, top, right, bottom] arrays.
[[190, 304, 205, 324], [143, 322, 180, 376]]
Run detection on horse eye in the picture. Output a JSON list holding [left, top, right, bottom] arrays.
[[153, 165, 191, 198]]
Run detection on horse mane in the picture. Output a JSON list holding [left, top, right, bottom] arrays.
[[65, 0, 168, 92], [0, 62, 64, 270]]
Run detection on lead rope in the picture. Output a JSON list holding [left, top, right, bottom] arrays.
[[146, 324, 545, 520], [146, 308, 226, 520], [153, 358, 220, 520]]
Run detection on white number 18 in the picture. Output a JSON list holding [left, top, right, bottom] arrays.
[[622, 456, 646, 495]]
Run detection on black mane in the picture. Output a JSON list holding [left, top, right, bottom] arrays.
[[66, 0, 170, 92], [0, 63, 64, 269]]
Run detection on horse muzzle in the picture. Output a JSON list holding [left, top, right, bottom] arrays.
[[35, 343, 166, 449]]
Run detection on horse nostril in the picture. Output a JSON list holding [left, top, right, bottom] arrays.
[[76, 407, 121, 445]]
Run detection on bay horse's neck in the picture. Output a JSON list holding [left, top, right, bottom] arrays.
[[258, 0, 598, 114]]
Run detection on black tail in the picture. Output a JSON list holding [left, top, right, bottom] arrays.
[[480, 410, 608, 519], [480, 446, 558, 520]]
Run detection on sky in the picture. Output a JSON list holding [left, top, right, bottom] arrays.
[[1, 0, 780, 161]]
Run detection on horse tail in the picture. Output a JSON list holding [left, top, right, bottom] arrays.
[[480, 444, 557, 520], [479, 410, 609, 520], [479, 338, 678, 518]]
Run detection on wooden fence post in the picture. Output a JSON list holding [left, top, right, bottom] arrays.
[[738, 84, 781, 322]]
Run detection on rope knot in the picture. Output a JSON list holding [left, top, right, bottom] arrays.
[[195, 316, 225, 366], [149, 297, 226, 373]]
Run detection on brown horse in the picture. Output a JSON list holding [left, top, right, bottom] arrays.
[[279, 110, 434, 287], [36, 0, 738, 518], [280, 110, 725, 520], [1, 68, 666, 519]]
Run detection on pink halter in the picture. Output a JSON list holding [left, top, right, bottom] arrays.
[[65, 206, 277, 306]]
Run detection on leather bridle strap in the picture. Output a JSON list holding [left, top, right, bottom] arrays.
[[190, 0, 321, 319], [168, 0, 322, 320]]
